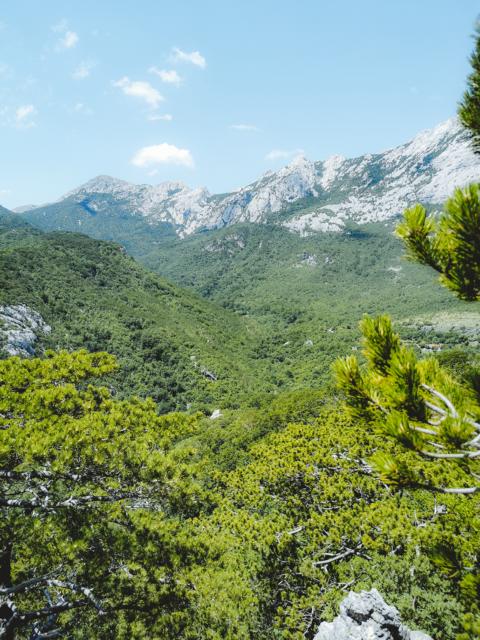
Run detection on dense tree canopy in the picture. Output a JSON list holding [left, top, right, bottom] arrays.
[[0, 350, 205, 639]]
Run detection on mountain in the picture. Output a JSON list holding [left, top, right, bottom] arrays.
[[18, 118, 480, 240], [12, 119, 480, 393], [0, 224, 270, 412]]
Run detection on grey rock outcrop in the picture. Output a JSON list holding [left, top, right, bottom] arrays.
[[314, 589, 433, 640], [0, 305, 51, 357]]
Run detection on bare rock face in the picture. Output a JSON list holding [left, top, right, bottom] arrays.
[[314, 589, 433, 640], [0, 305, 51, 357]]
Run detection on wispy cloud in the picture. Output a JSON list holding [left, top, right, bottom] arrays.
[[265, 148, 304, 161], [72, 61, 94, 80], [231, 124, 260, 132], [113, 77, 164, 108], [15, 104, 37, 128], [171, 47, 206, 69], [132, 143, 194, 168], [52, 19, 79, 51], [148, 113, 173, 122], [60, 31, 78, 49], [149, 67, 182, 86]]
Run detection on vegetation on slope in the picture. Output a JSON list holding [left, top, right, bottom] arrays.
[[0, 222, 270, 412], [21, 194, 177, 256], [1, 349, 476, 639], [143, 220, 480, 390]]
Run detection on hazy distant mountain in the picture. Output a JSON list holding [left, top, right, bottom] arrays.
[[18, 118, 479, 238]]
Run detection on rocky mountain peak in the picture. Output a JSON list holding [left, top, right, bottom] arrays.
[[16, 118, 480, 237], [64, 174, 131, 198]]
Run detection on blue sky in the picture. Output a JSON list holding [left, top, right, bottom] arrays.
[[0, 0, 478, 208]]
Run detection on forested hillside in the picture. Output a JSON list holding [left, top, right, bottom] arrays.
[[144, 220, 480, 389], [0, 212, 270, 412]]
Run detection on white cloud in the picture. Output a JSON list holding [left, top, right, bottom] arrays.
[[231, 124, 260, 132], [113, 77, 164, 108], [15, 104, 37, 128], [60, 31, 78, 48], [171, 47, 206, 69], [72, 61, 94, 80], [265, 148, 304, 161], [52, 20, 79, 50], [148, 113, 173, 122], [149, 67, 182, 86], [131, 143, 194, 168], [60, 31, 79, 49]]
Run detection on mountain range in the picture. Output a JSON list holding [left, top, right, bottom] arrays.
[[2, 116, 480, 408], [15, 118, 480, 239]]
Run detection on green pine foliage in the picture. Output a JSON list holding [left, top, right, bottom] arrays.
[[335, 315, 479, 635], [459, 24, 480, 152], [396, 185, 480, 300], [1, 348, 476, 639], [0, 350, 208, 638], [335, 315, 480, 492]]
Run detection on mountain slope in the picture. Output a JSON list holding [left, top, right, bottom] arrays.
[[19, 118, 480, 240], [142, 220, 480, 389], [0, 225, 270, 411]]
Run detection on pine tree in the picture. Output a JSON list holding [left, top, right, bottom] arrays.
[[0, 350, 204, 639], [396, 185, 480, 300], [334, 315, 480, 494], [459, 23, 480, 152], [396, 24, 480, 301]]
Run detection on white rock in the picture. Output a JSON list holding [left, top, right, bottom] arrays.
[[0, 305, 51, 357], [314, 589, 433, 640]]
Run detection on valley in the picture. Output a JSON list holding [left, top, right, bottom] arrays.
[[1, 118, 479, 640]]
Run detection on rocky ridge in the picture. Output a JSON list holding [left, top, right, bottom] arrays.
[[17, 118, 480, 237]]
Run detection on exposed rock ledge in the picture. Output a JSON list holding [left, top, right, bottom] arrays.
[[314, 589, 433, 640], [0, 305, 51, 357]]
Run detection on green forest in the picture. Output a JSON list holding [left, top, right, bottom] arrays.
[[1, 16, 480, 640]]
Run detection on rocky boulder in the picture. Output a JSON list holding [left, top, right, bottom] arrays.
[[314, 589, 433, 640], [0, 305, 51, 357]]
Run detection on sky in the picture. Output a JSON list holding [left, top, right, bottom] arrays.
[[0, 0, 479, 209]]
